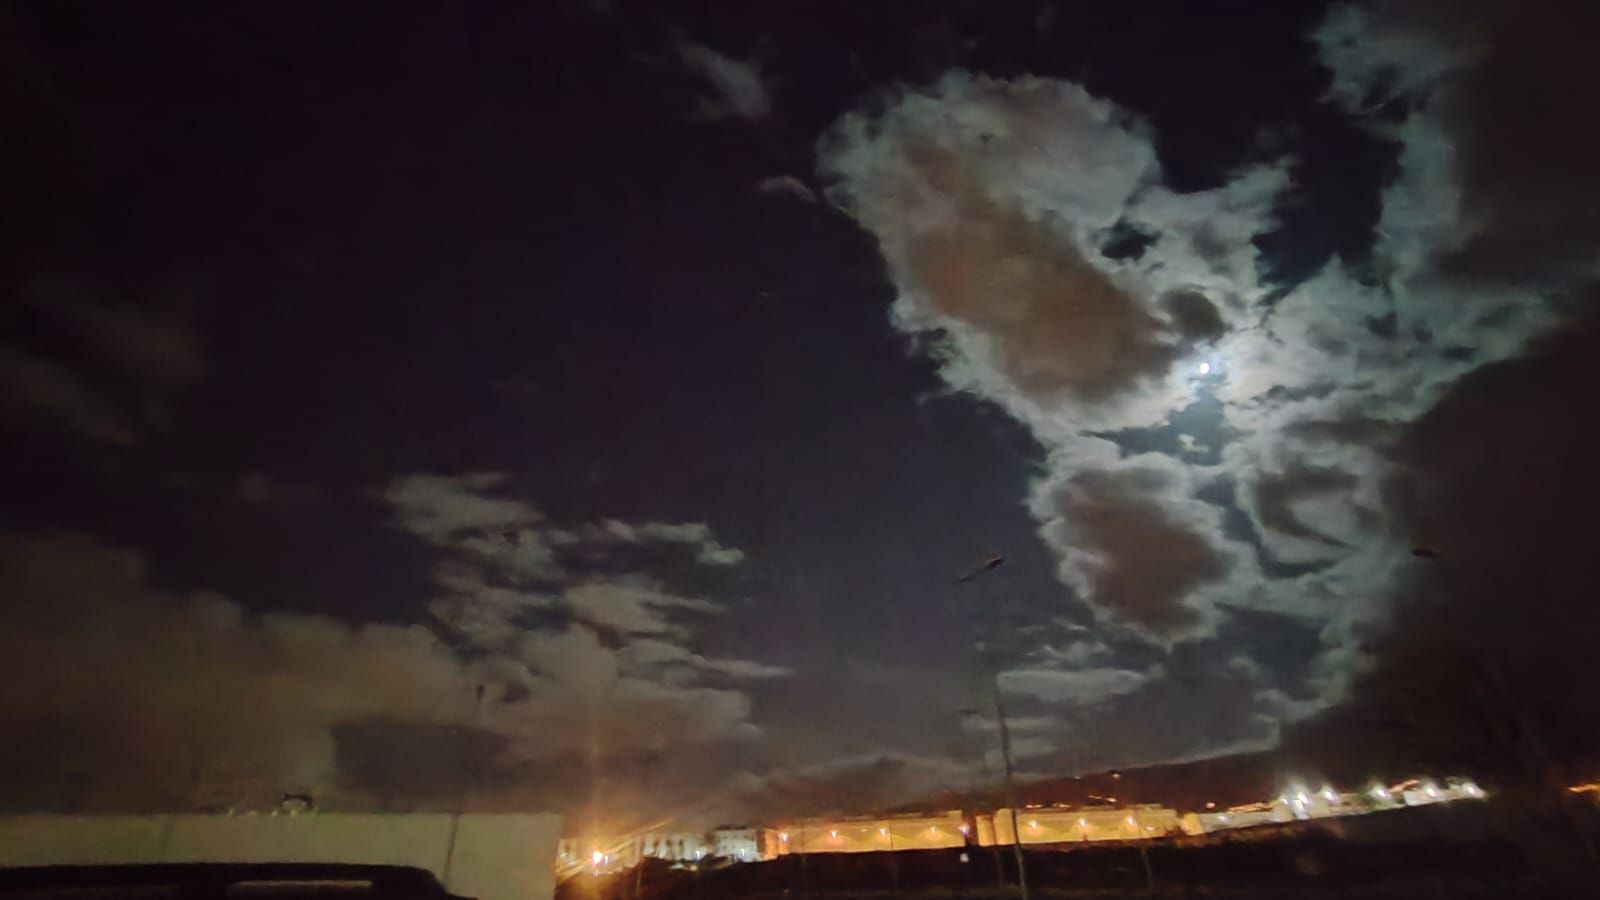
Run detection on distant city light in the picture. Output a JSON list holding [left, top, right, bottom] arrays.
[[553, 770, 1501, 870]]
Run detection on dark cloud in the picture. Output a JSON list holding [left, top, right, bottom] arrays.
[[731, 753, 977, 821], [1317, 0, 1600, 285], [1161, 290, 1226, 345], [0, 287, 205, 447], [0, 347, 137, 445], [1291, 313, 1600, 781]]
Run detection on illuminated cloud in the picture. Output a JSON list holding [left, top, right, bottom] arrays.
[[0, 532, 478, 811], [820, 72, 1286, 648], [0, 474, 778, 811], [821, 13, 1598, 754]]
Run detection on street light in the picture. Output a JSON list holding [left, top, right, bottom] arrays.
[[952, 553, 1031, 900]]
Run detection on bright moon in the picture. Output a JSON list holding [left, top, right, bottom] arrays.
[[1198, 361, 1212, 375]]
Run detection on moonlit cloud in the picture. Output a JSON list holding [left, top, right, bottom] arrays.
[[819, 13, 1597, 761], [676, 38, 771, 121], [383, 472, 541, 542], [819, 74, 1286, 649], [999, 666, 1157, 706]]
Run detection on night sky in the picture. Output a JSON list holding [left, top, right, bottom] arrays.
[[3, 0, 1599, 828]]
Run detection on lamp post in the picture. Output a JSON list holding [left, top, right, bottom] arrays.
[[954, 554, 1031, 900]]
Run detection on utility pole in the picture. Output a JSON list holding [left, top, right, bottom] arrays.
[[954, 555, 1030, 900], [442, 684, 485, 891], [959, 708, 1008, 889]]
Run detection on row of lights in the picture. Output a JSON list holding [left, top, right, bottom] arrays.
[[776, 823, 962, 844], [758, 776, 1489, 863], [1273, 779, 1482, 809]]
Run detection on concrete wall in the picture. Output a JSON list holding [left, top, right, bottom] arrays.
[[0, 814, 561, 900]]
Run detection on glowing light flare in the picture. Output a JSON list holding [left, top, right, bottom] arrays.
[[591, 850, 604, 866]]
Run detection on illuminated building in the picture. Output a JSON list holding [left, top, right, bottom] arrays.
[[982, 805, 1181, 844], [1180, 803, 1279, 835], [711, 826, 763, 862], [769, 811, 968, 854], [556, 831, 709, 878]]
